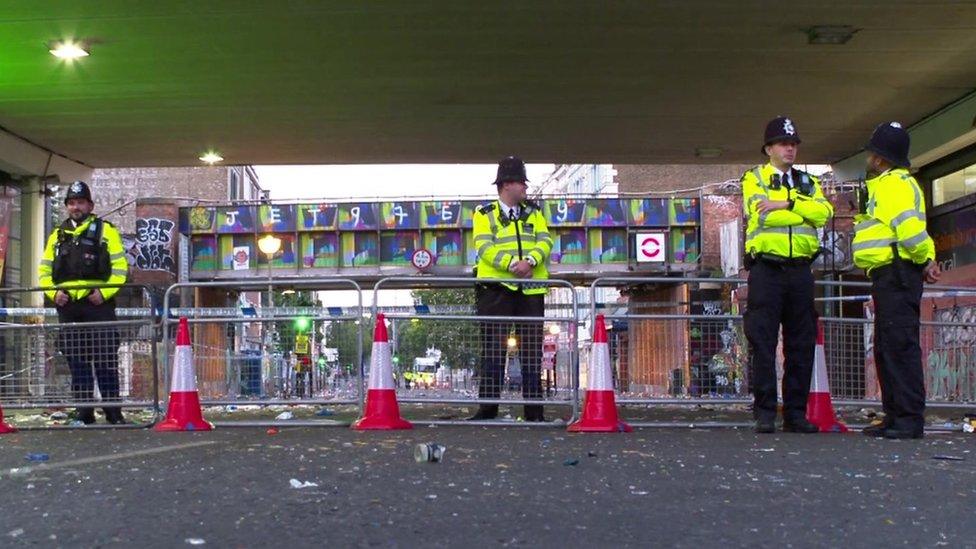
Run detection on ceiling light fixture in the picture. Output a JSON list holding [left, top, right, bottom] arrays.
[[695, 147, 723, 159], [49, 40, 90, 60], [807, 25, 857, 45], [199, 151, 224, 164]]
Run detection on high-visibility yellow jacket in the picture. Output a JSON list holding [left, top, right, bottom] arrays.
[[852, 168, 934, 273], [39, 215, 128, 302], [741, 164, 833, 259], [472, 200, 552, 295]]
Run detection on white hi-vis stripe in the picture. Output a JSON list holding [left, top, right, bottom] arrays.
[[169, 345, 197, 393], [368, 341, 394, 390], [810, 342, 830, 393], [587, 341, 614, 391]]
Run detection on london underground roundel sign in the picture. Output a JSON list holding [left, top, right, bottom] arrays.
[[636, 233, 666, 263]]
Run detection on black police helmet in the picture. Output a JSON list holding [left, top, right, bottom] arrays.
[[64, 180, 93, 205], [865, 122, 911, 168], [761, 116, 801, 155], [493, 156, 529, 186]]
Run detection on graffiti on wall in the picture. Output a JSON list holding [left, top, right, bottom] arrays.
[[927, 305, 976, 402], [134, 218, 176, 272]]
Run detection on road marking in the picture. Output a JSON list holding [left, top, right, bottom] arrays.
[[3, 440, 220, 478]]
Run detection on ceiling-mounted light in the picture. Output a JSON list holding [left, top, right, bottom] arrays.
[[807, 25, 857, 45], [695, 147, 723, 159], [49, 40, 90, 60], [199, 151, 224, 164]]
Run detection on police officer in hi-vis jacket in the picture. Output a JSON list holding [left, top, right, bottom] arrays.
[[741, 117, 833, 434]]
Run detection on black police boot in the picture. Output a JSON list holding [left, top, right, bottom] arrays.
[[782, 418, 820, 433], [861, 418, 889, 437], [883, 426, 924, 439], [103, 407, 127, 425], [467, 405, 499, 421], [75, 408, 96, 425], [524, 404, 545, 422], [754, 418, 776, 434]]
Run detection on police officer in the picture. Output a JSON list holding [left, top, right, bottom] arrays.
[[39, 181, 128, 424], [853, 122, 940, 439], [468, 156, 553, 421], [742, 117, 834, 433]]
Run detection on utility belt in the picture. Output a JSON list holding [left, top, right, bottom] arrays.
[[747, 252, 816, 269], [871, 244, 925, 286]]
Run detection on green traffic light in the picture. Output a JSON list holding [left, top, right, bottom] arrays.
[[294, 317, 311, 331]]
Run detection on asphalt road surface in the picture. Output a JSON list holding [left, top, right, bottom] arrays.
[[1, 423, 974, 548]]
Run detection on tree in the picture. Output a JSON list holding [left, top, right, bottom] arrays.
[[274, 290, 324, 353], [394, 288, 480, 372]]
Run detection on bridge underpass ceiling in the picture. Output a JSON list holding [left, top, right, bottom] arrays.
[[2, 1, 976, 169]]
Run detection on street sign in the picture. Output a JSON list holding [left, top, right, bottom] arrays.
[[411, 248, 434, 271], [636, 232, 666, 263], [295, 333, 310, 354]]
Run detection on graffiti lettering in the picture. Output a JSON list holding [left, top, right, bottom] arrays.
[[134, 218, 175, 272]]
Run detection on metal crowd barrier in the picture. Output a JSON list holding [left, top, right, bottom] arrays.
[[0, 284, 159, 429], [372, 276, 580, 426], [161, 279, 363, 427], [589, 276, 976, 428]]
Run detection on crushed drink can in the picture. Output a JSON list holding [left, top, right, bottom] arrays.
[[414, 443, 446, 463]]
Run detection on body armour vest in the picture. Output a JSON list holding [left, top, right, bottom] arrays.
[[52, 218, 111, 284]]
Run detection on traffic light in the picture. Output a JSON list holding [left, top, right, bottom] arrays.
[[294, 316, 311, 331]]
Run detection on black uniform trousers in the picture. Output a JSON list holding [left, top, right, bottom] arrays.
[[744, 260, 817, 422], [476, 283, 544, 418], [57, 299, 122, 407], [870, 263, 926, 432]]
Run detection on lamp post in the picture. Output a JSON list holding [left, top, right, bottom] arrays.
[[258, 234, 282, 366]]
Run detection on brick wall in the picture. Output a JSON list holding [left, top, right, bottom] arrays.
[[615, 164, 754, 195], [90, 167, 231, 234]]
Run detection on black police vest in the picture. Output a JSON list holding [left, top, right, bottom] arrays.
[[52, 218, 112, 284]]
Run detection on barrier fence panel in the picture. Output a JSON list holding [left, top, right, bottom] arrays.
[[0, 285, 159, 429], [372, 277, 580, 425], [590, 277, 976, 427], [161, 279, 363, 426]]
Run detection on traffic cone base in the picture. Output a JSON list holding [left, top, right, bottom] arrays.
[[568, 314, 630, 434], [155, 317, 214, 433], [806, 320, 848, 433], [154, 391, 214, 432], [352, 314, 412, 431], [0, 407, 15, 434], [568, 391, 632, 432], [352, 389, 413, 430], [807, 392, 848, 433]]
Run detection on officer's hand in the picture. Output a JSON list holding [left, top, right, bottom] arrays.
[[756, 200, 789, 213], [511, 260, 534, 278], [88, 289, 105, 305], [54, 291, 69, 307], [923, 261, 942, 284]]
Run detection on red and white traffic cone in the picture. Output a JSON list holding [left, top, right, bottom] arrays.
[[0, 401, 16, 434], [352, 313, 412, 430], [807, 320, 848, 433], [568, 315, 632, 433], [155, 317, 214, 432]]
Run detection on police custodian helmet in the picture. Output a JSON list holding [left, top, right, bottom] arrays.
[[865, 122, 911, 168], [761, 116, 801, 155], [493, 156, 529, 185], [64, 181, 93, 204]]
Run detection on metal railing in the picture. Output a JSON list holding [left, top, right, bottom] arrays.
[[372, 276, 581, 425], [161, 278, 363, 427], [0, 284, 159, 429]]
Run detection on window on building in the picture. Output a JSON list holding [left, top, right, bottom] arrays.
[[932, 162, 976, 206], [229, 171, 240, 201]]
